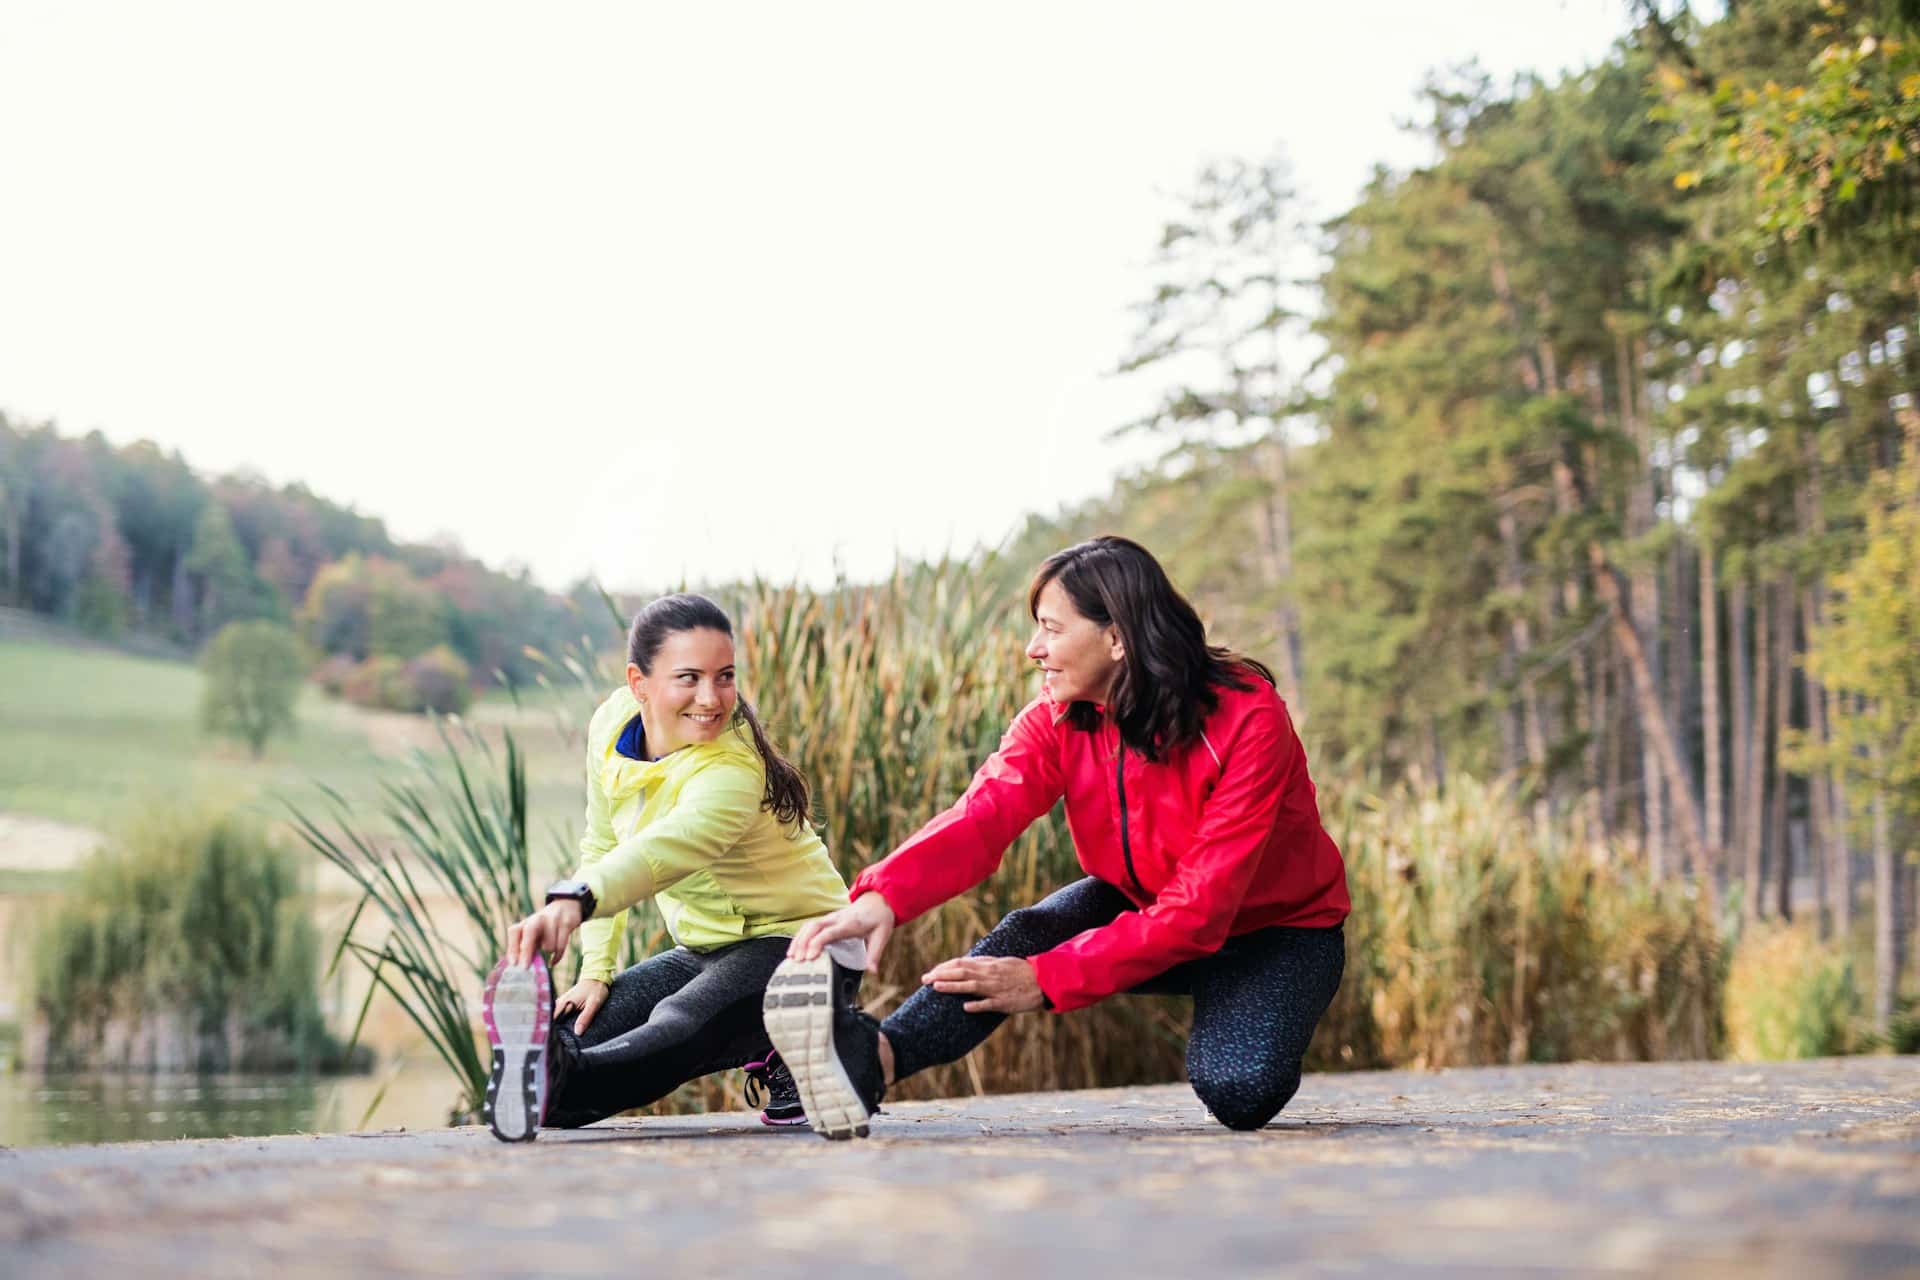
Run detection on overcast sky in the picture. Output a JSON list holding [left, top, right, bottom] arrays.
[[1, 2, 1634, 591]]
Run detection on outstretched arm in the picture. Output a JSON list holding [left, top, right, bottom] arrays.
[[790, 699, 1065, 964]]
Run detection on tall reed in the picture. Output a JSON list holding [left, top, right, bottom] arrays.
[[288, 722, 539, 1119], [1312, 772, 1724, 1070]]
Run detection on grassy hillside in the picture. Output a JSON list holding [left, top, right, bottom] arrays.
[[0, 633, 588, 853]]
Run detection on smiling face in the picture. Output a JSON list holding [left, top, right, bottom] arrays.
[[626, 627, 738, 758], [1027, 578, 1124, 706]]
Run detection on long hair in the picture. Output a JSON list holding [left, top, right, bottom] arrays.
[[626, 593, 811, 827], [1028, 536, 1273, 761]]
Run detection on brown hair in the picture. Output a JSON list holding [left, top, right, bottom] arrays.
[[1028, 536, 1273, 761], [627, 593, 811, 827]]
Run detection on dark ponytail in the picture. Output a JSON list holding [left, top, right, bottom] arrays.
[[627, 593, 812, 828]]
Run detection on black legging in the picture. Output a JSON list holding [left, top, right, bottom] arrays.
[[882, 877, 1345, 1130], [546, 935, 790, 1129]]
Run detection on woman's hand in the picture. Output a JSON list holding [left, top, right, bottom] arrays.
[[507, 899, 584, 969], [555, 978, 609, 1035], [788, 892, 897, 967], [922, 956, 1046, 1014]]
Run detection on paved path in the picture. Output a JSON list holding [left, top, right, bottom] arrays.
[[4, 1057, 1917, 1277]]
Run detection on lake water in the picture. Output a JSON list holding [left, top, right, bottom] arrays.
[[0, 1060, 461, 1148]]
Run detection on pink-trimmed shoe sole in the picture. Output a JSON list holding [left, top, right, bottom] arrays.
[[481, 954, 552, 1142]]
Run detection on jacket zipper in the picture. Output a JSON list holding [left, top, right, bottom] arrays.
[[1115, 732, 1146, 899]]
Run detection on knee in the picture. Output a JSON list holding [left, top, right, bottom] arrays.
[[1190, 1062, 1301, 1132]]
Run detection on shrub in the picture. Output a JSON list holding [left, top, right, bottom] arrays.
[[312, 652, 358, 696], [339, 654, 415, 712], [405, 645, 472, 715], [28, 806, 349, 1071], [330, 648, 471, 715], [1723, 921, 1860, 1061]]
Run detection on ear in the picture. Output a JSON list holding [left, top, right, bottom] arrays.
[[626, 662, 646, 705], [1105, 626, 1125, 663]]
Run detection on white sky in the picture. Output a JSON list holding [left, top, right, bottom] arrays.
[[0, 2, 1633, 592]]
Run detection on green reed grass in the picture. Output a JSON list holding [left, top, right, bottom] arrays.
[[288, 722, 541, 1119], [1314, 773, 1724, 1070]]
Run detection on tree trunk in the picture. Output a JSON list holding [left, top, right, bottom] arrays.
[[1602, 641, 1624, 843], [1570, 520, 1708, 882], [1254, 436, 1305, 717], [1730, 574, 1755, 912], [1496, 643, 1523, 778], [1667, 523, 1700, 824], [1619, 333, 1666, 876], [1831, 753, 1853, 943], [1799, 586, 1836, 936], [1497, 508, 1549, 826], [1700, 540, 1724, 866], [1871, 741, 1903, 1032], [2, 498, 19, 607], [1769, 578, 1793, 921], [1265, 258, 1305, 721], [170, 551, 194, 634], [1552, 424, 1603, 837], [1750, 579, 1774, 918], [1572, 646, 1601, 837], [1801, 438, 1851, 941]]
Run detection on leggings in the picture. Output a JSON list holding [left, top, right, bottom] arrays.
[[545, 935, 789, 1129], [881, 877, 1346, 1131]]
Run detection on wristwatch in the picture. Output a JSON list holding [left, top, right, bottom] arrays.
[[544, 879, 597, 921]]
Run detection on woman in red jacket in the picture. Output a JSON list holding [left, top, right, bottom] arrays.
[[768, 536, 1349, 1137]]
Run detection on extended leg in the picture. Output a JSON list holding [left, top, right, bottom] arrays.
[[547, 937, 789, 1128], [880, 877, 1133, 1081]]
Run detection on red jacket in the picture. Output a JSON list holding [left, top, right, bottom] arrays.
[[849, 676, 1350, 1011]]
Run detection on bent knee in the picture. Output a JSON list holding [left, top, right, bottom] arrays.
[[1191, 1066, 1301, 1132]]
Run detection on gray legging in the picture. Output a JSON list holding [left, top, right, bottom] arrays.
[[881, 877, 1345, 1130], [546, 935, 790, 1129]]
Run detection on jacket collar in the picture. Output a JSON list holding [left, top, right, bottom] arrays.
[[1048, 697, 1108, 726]]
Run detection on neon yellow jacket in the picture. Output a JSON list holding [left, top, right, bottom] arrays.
[[572, 686, 849, 983]]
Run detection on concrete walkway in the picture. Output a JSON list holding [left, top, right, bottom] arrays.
[[4, 1057, 1917, 1278]]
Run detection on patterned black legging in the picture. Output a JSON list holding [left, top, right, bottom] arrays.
[[881, 877, 1345, 1131], [545, 935, 790, 1129]]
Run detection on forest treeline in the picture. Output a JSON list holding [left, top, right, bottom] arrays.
[[0, 414, 595, 700], [1011, 0, 1919, 1026]]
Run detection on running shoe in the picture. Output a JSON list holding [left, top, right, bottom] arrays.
[[763, 950, 885, 1140], [743, 1050, 807, 1127], [481, 954, 553, 1142]]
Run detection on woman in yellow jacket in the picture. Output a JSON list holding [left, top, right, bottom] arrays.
[[486, 593, 855, 1141]]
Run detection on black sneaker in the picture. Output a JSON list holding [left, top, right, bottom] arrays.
[[743, 1049, 807, 1127], [763, 950, 885, 1140]]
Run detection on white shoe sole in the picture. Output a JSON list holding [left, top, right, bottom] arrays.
[[763, 953, 871, 1141], [482, 957, 550, 1142]]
